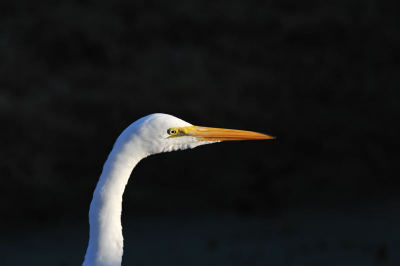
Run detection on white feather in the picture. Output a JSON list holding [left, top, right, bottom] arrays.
[[83, 114, 217, 266]]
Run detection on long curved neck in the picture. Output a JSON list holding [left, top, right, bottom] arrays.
[[83, 135, 146, 266]]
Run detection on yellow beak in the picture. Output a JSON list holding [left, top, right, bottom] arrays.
[[180, 126, 275, 141]]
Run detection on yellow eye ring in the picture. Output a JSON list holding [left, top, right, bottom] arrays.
[[167, 128, 179, 135]]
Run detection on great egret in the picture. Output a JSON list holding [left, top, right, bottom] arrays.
[[82, 113, 274, 266]]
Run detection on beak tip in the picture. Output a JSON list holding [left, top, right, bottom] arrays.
[[264, 134, 275, 139]]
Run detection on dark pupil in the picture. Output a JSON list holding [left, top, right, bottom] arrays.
[[170, 129, 176, 134]]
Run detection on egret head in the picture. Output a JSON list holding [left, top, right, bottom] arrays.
[[119, 113, 274, 156]]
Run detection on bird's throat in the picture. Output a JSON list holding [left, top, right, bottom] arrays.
[[83, 138, 144, 266]]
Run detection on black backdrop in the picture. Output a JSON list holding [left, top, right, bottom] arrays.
[[0, 0, 399, 265]]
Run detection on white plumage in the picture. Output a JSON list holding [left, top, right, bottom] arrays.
[[83, 113, 274, 266]]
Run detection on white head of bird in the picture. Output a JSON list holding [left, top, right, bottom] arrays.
[[83, 113, 275, 266]]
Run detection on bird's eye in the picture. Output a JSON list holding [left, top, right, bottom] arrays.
[[167, 128, 179, 135]]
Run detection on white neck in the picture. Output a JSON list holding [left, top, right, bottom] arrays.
[[83, 134, 146, 266]]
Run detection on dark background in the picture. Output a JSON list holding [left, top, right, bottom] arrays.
[[0, 0, 399, 265]]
